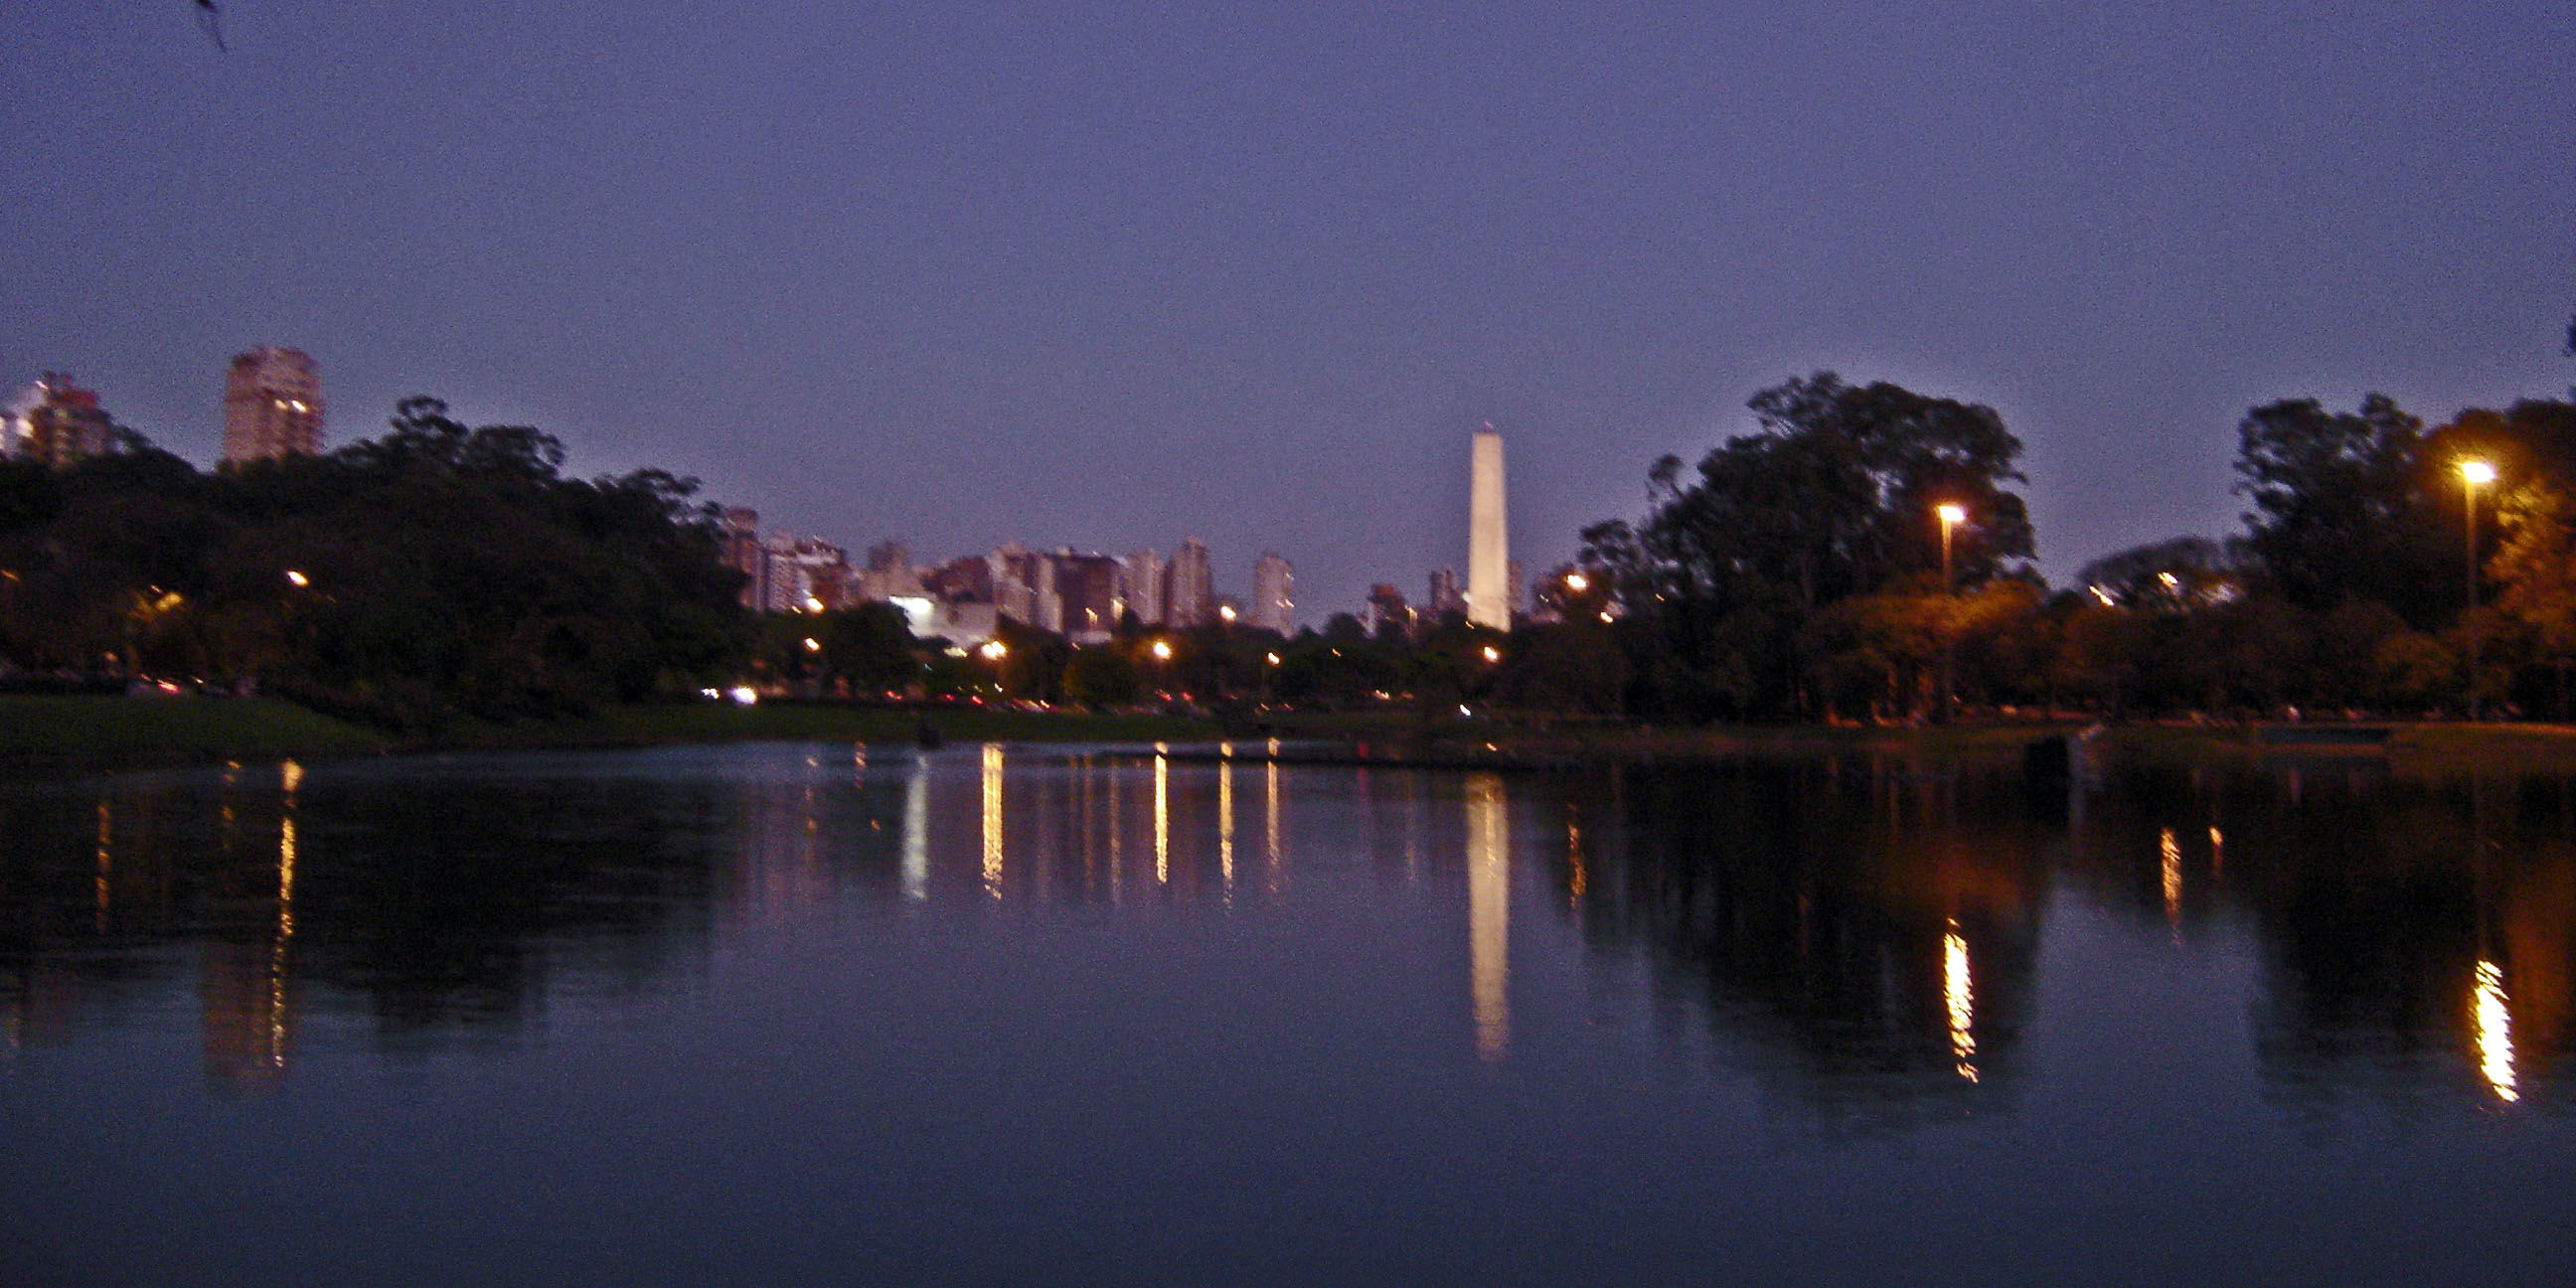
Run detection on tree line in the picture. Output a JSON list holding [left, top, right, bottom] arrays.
[[1536, 372, 2576, 723], [0, 398, 744, 727], [12, 375, 2576, 730]]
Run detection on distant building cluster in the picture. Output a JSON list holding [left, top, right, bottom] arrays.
[[5, 347, 327, 469], [1361, 562, 1528, 639], [4, 353, 1552, 647], [720, 511, 1297, 647]]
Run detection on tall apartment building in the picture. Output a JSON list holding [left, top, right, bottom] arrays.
[[1363, 583, 1414, 639], [1251, 553, 1295, 635], [856, 540, 925, 602], [987, 544, 1044, 627], [1054, 552, 1123, 643], [220, 347, 324, 465], [1427, 567, 1466, 623], [721, 509, 767, 609], [1121, 548, 1168, 626], [1164, 538, 1213, 628], [8, 375, 115, 467], [762, 533, 854, 612]]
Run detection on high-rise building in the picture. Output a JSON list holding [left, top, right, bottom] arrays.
[[1363, 583, 1414, 639], [10, 374, 116, 467], [1121, 548, 1167, 626], [1427, 567, 1466, 622], [988, 544, 1043, 627], [220, 347, 324, 465], [925, 555, 994, 603], [721, 509, 767, 609], [1467, 427, 1510, 631], [1251, 553, 1295, 635], [0, 383, 35, 458], [855, 540, 925, 602], [1165, 538, 1213, 628], [1054, 552, 1122, 642], [762, 533, 852, 612]]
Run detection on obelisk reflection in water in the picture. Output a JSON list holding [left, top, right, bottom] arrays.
[[1467, 771, 1510, 1062]]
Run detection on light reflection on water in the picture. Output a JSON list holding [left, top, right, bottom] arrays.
[[2, 742, 2574, 1285]]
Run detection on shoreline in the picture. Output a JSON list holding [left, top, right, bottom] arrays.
[[0, 695, 1221, 781], [11, 694, 2576, 781]]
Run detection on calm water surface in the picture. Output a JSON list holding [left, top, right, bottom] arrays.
[[3, 741, 2572, 1286]]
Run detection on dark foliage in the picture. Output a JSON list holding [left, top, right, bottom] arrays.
[[0, 399, 749, 727]]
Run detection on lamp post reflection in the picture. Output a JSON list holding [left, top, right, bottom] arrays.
[[1264, 752, 1283, 892], [1154, 742, 1170, 885], [1944, 916, 1978, 1083], [2161, 826, 2182, 929], [902, 754, 929, 903], [981, 743, 1005, 899], [266, 760, 301, 1072], [1218, 746, 1236, 900], [93, 798, 112, 931], [2474, 959, 2517, 1103], [1467, 772, 1511, 1062]]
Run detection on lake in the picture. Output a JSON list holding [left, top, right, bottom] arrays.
[[3, 740, 2571, 1286]]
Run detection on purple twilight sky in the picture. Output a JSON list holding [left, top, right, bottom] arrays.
[[5, 1, 2570, 621]]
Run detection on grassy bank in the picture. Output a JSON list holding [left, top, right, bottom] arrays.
[[0, 695, 393, 772], [1267, 709, 2576, 776], [0, 695, 1219, 777], [444, 702, 1218, 751]]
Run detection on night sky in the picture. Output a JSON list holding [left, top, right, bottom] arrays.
[[6, 1, 2568, 618]]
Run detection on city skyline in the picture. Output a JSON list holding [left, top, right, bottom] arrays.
[[4, 4, 2570, 615]]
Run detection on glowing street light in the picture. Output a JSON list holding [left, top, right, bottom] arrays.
[[802, 637, 822, 653], [2461, 459, 2496, 720], [1564, 571, 1589, 593], [978, 639, 1008, 661], [284, 569, 309, 588], [1480, 645, 1501, 664], [1217, 603, 1238, 626], [1150, 639, 1174, 662], [1934, 502, 1968, 723], [1935, 503, 1967, 589]]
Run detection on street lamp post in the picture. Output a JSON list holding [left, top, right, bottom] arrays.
[[978, 638, 1008, 699], [2461, 460, 2496, 721], [1150, 638, 1174, 700], [1935, 504, 1966, 591], [1934, 503, 1966, 723]]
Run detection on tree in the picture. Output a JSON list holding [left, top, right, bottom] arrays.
[[0, 397, 752, 725], [2234, 396, 2449, 625], [2073, 537, 2243, 612], [1585, 373, 2036, 721]]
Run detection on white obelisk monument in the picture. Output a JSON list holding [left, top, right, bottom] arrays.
[[1467, 424, 1510, 631]]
